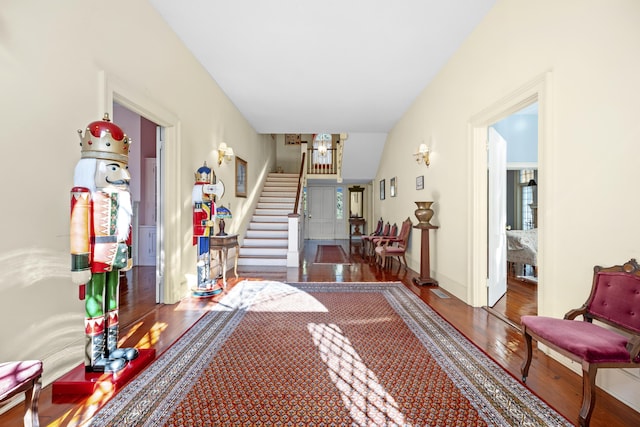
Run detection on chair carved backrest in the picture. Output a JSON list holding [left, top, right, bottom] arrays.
[[380, 222, 391, 237], [396, 218, 413, 247], [389, 223, 398, 238], [573, 259, 640, 334], [371, 218, 383, 236]]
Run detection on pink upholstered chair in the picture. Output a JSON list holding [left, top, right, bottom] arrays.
[[370, 223, 398, 261], [364, 221, 391, 261], [521, 259, 640, 427], [379, 223, 398, 245], [374, 217, 412, 270], [361, 218, 383, 259], [0, 360, 43, 427], [370, 218, 384, 237]]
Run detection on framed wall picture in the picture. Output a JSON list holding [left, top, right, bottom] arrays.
[[285, 134, 301, 145], [390, 177, 397, 197], [416, 175, 424, 190], [380, 179, 385, 200], [235, 156, 247, 198]]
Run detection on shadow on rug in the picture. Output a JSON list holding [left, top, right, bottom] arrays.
[[314, 244, 351, 264], [89, 281, 570, 427]]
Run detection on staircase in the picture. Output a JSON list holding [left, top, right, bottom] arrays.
[[237, 172, 299, 266]]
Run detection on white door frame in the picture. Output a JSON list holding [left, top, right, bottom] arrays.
[[100, 71, 182, 304], [468, 71, 553, 308]]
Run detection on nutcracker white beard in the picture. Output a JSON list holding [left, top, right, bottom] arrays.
[[74, 158, 133, 241], [115, 191, 133, 241]]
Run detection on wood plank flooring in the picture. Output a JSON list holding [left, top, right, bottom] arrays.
[[1, 240, 638, 426]]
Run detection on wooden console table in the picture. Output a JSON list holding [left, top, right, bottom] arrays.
[[412, 224, 439, 286], [349, 217, 366, 255], [210, 234, 239, 288]]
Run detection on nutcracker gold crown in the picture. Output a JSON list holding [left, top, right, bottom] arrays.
[[78, 113, 131, 163]]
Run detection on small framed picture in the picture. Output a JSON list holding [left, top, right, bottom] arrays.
[[416, 175, 424, 190], [379, 179, 385, 200], [390, 177, 397, 197], [236, 156, 247, 198]]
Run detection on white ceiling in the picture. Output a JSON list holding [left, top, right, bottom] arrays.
[[148, 0, 496, 135]]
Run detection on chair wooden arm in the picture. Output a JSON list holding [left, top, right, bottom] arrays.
[[375, 238, 394, 248], [626, 336, 640, 361], [564, 306, 588, 321]]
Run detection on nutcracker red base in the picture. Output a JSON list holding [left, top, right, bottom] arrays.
[[51, 348, 155, 402]]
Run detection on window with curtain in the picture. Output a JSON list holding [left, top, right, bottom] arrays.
[[520, 169, 537, 230]]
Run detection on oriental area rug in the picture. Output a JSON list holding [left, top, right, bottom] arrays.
[[314, 244, 351, 264], [89, 281, 570, 426]]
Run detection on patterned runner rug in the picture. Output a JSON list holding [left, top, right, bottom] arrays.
[[89, 281, 570, 426], [314, 244, 351, 264]]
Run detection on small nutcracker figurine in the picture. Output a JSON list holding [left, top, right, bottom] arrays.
[[70, 113, 139, 372]]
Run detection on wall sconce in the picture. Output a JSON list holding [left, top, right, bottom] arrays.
[[217, 142, 234, 166], [414, 143, 430, 166]]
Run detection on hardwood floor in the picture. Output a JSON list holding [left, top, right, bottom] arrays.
[[1, 240, 638, 426], [489, 275, 538, 327]]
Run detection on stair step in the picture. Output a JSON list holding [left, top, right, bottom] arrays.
[[240, 246, 288, 256], [265, 180, 298, 185], [242, 238, 288, 247], [264, 184, 297, 189], [249, 222, 288, 231], [260, 196, 296, 202], [238, 256, 287, 267], [257, 202, 295, 209], [268, 173, 298, 178], [246, 229, 288, 238], [252, 215, 289, 223], [266, 178, 298, 182], [264, 181, 298, 187], [261, 192, 297, 198], [255, 208, 290, 216]]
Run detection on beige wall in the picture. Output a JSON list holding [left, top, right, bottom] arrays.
[[0, 0, 275, 386], [275, 134, 312, 173], [375, 0, 640, 408]]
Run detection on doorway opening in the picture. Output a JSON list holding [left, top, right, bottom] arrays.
[[486, 103, 539, 327], [468, 71, 552, 328], [113, 103, 163, 311]]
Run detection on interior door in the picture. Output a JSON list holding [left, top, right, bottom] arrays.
[[155, 126, 165, 303], [308, 186, 335, 239], [487, 127, 507, 306]]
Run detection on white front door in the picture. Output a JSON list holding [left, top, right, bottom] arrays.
[[487, 127, 507, 306], [308, 186, 335, 239]]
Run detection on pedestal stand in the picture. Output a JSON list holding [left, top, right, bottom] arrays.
[[412, 224, 439, 286]]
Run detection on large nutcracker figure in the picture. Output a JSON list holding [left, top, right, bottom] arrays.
[[70, 113, 139, 372], [192, 162, 224, 297]]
